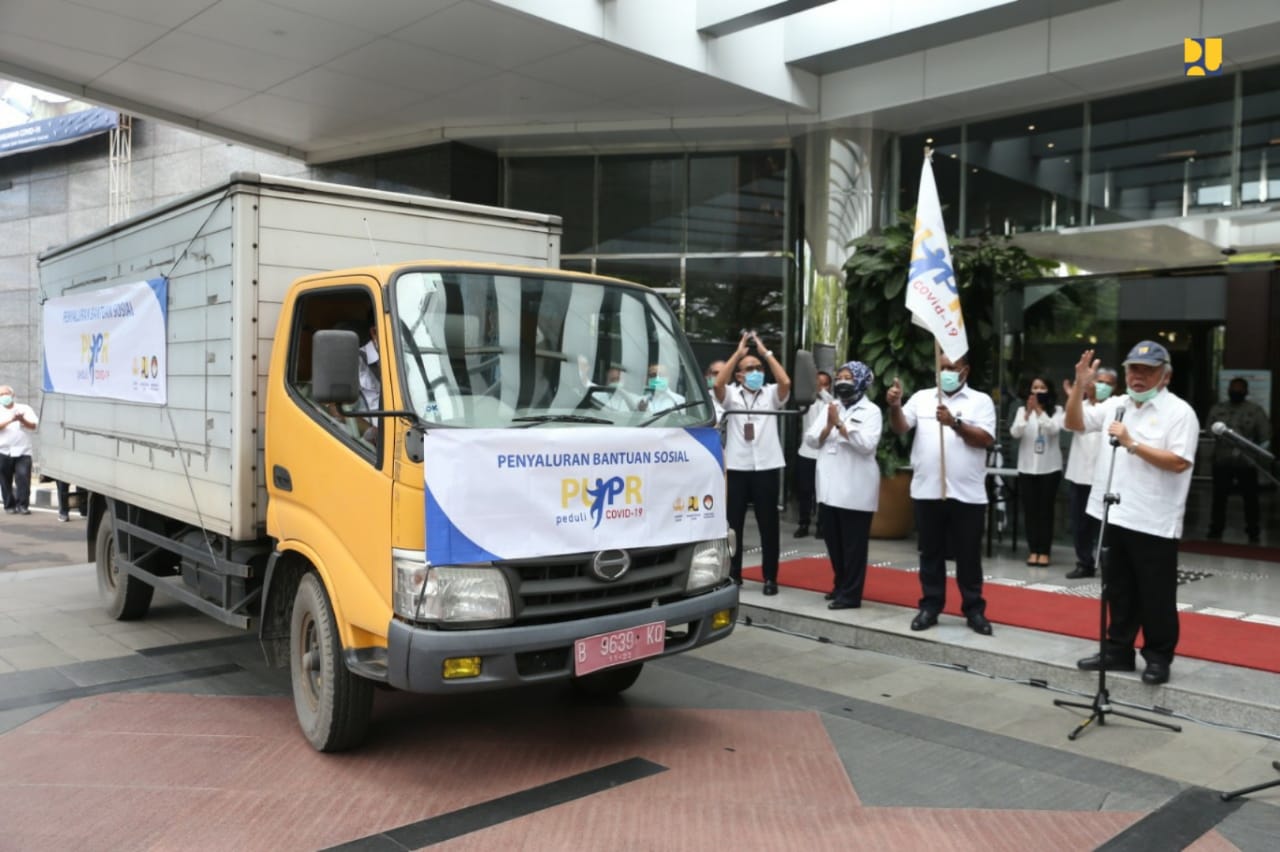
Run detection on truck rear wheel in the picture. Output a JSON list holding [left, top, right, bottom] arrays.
[[96, 513, 154, 620], [289, 572, 373, 752], [572, 662, 644, 696]]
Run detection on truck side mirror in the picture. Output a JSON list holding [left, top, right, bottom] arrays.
[[311, 329, 361, 405], [791, 350, 817, 406]]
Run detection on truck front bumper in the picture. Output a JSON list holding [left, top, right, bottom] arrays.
[[385, 583, 738, 693]]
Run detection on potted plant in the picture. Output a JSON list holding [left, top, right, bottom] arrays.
[[844, 210, 1055, 538]]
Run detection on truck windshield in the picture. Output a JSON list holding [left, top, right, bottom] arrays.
[[391, 269, 714, 429]]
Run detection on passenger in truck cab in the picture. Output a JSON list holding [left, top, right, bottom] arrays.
[[637, 363, 685, 414]]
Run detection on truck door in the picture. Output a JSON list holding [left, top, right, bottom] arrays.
[[269, 281, 394, 641]]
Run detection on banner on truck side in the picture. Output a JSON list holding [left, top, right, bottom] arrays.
[[42, 278, 169, 404], [425, 426, 725, 564]]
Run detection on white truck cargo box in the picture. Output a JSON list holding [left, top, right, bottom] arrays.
[[38, 173, 561, 541]]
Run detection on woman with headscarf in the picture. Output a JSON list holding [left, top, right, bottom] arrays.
[[804, 361, 883, 609]]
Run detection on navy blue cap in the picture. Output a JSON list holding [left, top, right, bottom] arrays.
[[1122, 340, 1170, 367]]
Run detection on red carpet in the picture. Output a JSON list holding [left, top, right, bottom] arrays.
[[744, 558, 1280, 674], [1180, 539, 1280, 563]]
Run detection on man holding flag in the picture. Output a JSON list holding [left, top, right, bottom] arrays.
[[884, 153, 996, 636]]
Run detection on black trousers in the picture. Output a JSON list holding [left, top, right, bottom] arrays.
[[1019, 470, 1061, 554], [0, 454, 32, 511], [1100, 524, 1180, 665], [821, 504, 873, 605], [728, 468, 781, 583], [1209, 461, 1260, 539], [1068, 481, 1099, 571], [793, 455, 817, 527], [914, 499, 986, 617]]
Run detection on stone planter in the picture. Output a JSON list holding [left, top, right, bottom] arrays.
[[870, 470, 913, 539]]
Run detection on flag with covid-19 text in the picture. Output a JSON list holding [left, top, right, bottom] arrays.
[[905, 157, 968, 362]]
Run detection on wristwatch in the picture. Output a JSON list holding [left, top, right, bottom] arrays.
[[1127, 442, 1140, 455], [952, 415, 963, 431]]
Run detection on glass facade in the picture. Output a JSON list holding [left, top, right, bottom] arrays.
[[897, 66, 1280, 234], [504, 150, 794, 362]]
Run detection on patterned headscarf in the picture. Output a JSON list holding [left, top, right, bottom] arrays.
[[839, 360, 874, 404]]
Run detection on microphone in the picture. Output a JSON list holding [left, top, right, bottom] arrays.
[[1109, 407, 1125, 447], [1211, 421, 1275, 463]]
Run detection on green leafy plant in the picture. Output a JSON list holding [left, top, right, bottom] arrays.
[[845, 210, 1055, 476]]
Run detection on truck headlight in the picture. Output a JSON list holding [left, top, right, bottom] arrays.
[[685, 538, 730, 592], [393, 550, 512, 624]]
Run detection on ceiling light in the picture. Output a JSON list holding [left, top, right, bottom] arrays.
[[926, 137, 934, 144], [1047, 142, 1055, 149], [950, 153, 957, 158], [1027, 124, 1036, 131]]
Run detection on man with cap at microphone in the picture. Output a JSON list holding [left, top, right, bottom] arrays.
[[1064, 341, 1199, 685]]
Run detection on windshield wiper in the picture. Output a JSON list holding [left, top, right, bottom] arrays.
[[640, 400, 712, 427], [511, 413, 614, 428]]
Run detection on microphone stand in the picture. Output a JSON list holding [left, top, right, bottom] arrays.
[[1220, 760, 1280, 801], [1053, 425, 1183, 741]]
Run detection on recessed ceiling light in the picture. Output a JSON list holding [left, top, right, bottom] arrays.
[[1047, 142, 1055, 149], [950, 153, 958, 158], [1027, 124, 1036, 131], [926, 137, 934, 144]]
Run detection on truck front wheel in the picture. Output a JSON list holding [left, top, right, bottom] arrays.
[[289, 572, 373, 752], [571, 662, 644, 697], [96, 513, 154, 620]]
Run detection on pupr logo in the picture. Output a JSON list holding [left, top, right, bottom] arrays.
[[80, 332, 109, 385], [1184, 38, 1222, 77], [560, 475, 643, 528]]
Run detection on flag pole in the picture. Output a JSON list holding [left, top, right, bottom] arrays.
[[935, 339, 947, 501]]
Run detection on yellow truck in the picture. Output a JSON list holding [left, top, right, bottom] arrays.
[[38, 174, 737, 751]]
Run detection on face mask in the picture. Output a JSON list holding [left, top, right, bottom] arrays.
[[0, 395, 11, 407], [744, 370, 765, 391], [1035, 391, 1051, 407], [833, 381, 859, 402], [1228, 390, 1246, 404], [705, 375, 716, 389], [1127, 386, 1158, 403], [939, 370, 963, 393], [1094, 382, 1113, 401], [647, 376, 668, 393]]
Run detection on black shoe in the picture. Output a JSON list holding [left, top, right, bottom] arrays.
[[1076, 652, 1135, 672], [966, 613, 993, 635], [18, 508, 30, 515], [762, 581, 778, 596], [3, 507, 15, 514], [1065, 565, 1095, 579], [793, 525, 809, 538], [1248, 536, 1261, 545], [828, 600, 860, 610], [823, 591, 836, 601], [731, 576, 743, 586], [1141, 661, 1170, 685], [910, 610, 938, 631], [1206, 530, 1222, 540]]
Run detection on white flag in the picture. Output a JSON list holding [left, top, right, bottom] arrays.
[[905, 157, 968, 362]]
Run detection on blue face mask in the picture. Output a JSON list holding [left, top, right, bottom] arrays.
[[647, 376, 669, 393], [1127, 386, 1158, 403], [939, 370, 963, 393], [744, 370, 765, 391], [1094, 381, 1113, 401], [0, 395, 11, 407]]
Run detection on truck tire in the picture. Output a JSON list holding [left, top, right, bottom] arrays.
[[572, 662, 644, 697], [289, 572, 373, 752], [96, 513, 154, 620]]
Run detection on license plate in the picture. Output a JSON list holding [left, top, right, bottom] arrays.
[[573, 621, 666, 676]]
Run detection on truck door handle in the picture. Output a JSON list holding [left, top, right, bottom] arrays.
[[273, 465, 293, 491]]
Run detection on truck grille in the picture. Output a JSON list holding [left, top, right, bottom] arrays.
[[507, 545, 686, 625]]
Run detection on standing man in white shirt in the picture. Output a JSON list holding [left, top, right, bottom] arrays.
[[715, 331, 791, 594], [1061, 367, 1117, 579], [886, 354, 996, 635], [1065, 341, 1199, 686], [0, 385, 39, 515], [793, 369, 832, 538], [805, 362, 881, 609]]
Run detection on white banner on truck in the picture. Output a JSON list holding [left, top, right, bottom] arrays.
[[425, 426, 725, 564], [42, 278, 168, 404]]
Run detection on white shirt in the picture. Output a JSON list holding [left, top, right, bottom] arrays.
[[1010, 406, 1063, 475], [901, 384, 995, 504], [0, 403, 38, 457], [358, 341, 380, 410], [1064, 402, 1103, 485], [1082, 391, 1200, 539], [796, 390, 833, 460], [638, 388, 685, 414], [804, 397, 882, 511], [722, 383, 788, 471]]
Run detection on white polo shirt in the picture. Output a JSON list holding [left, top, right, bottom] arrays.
[[0, 403, 38, 457], [1083, 391, 1199, 539], [1064, 402, 1102, 485], [722, 383, 788, 471], [901, 384, 995, 504], [1010, 407, 1063, 475], [796, 390, 833, 460], [804, 397, 882, 512]]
